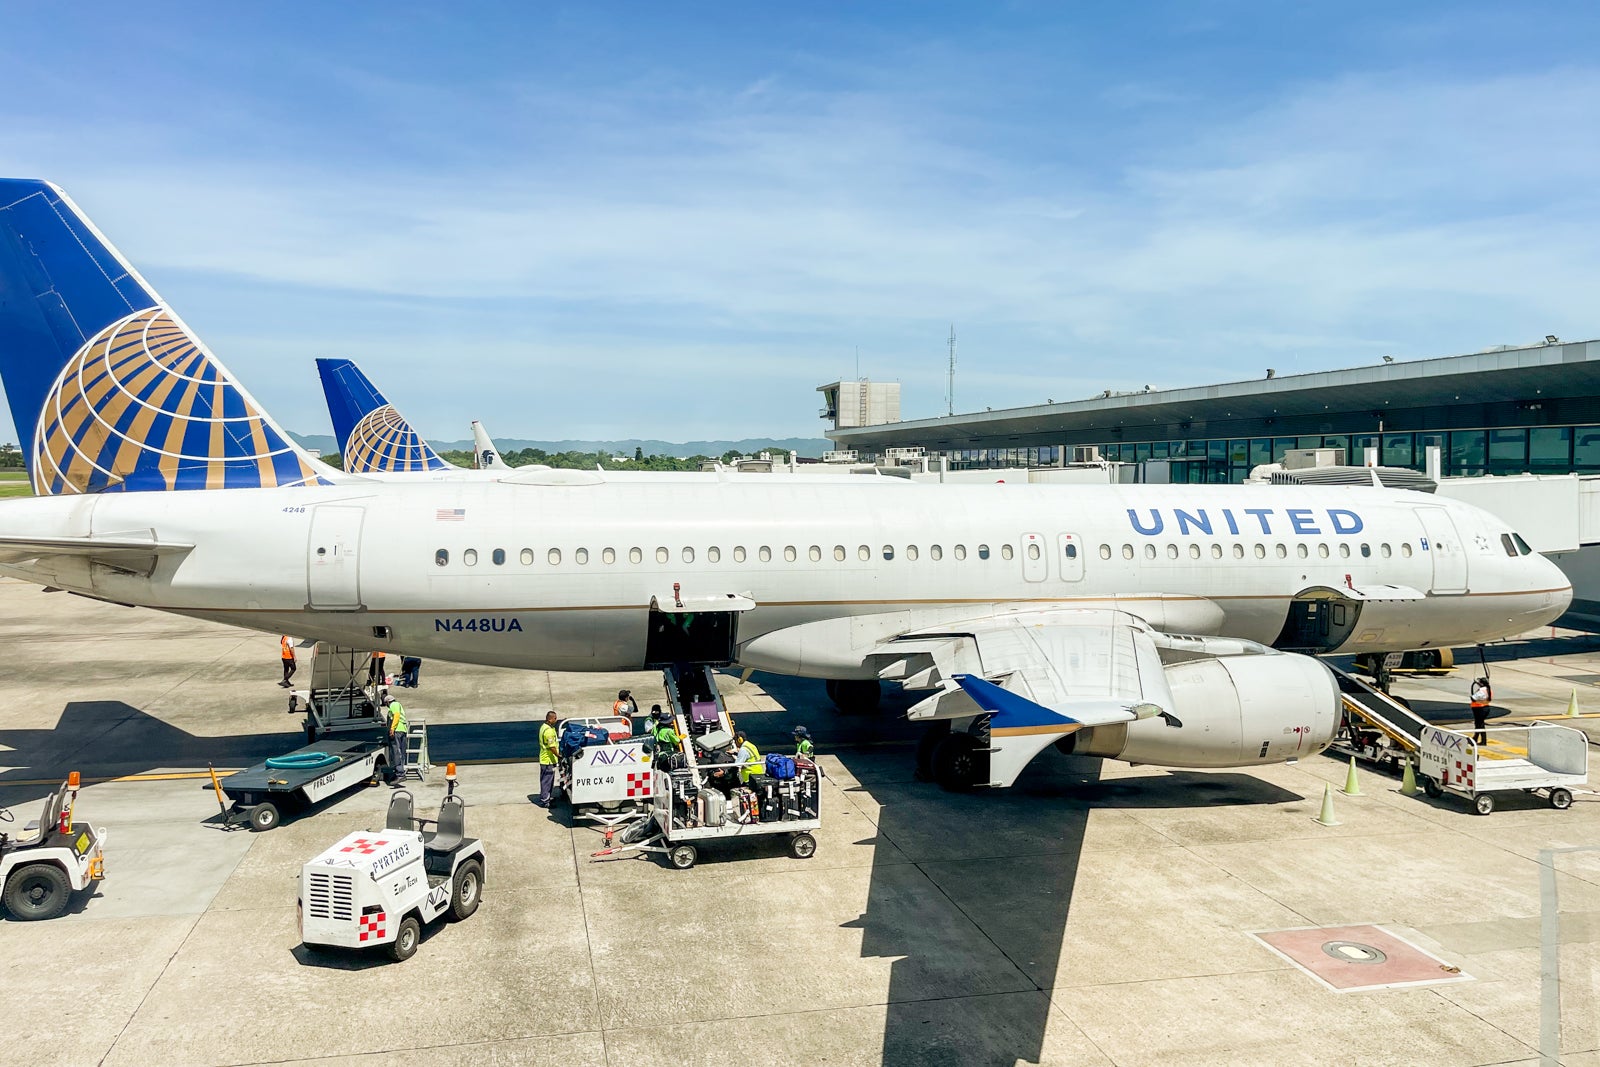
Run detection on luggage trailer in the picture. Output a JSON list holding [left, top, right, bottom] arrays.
[[214, 738, 387, 831]]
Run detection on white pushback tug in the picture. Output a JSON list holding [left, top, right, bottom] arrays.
[[298, 764, 484, 961], [0, 772, 106, 920]]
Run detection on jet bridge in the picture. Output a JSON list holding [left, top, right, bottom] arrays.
[[1327, 666, 1437, 769]]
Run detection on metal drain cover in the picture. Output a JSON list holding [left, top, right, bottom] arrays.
[[1321, 940, 1388, 964]]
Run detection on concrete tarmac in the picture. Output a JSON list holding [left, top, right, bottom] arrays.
[[2, 577, 1599, 1066]]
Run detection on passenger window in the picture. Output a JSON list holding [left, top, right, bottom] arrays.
[[1028, 542, 1043, 560], [1121, 544, 1134, 560], [1210, 544, 1222, 559], [1360, 543, 1371, 558], [629, 547, 643, 564], [883, 545, 895, 561], [682, 547, 694, 563], [809, 546, 822, 562], [1001, 544, 1014, 560], [931, 545, 943, 561], [1068, 544, 1080, 559], [548, 548, 562, 565], [1339, 544, 1351, 558], [1144, 544, 1157, 560], [1296, 544, 1308, 559], [1275, 544, 1287, 559], [603, 548, 617, 564], [858, 545, 870, 561], [492, 548, 506, 566], [708, 547, 721, 563], [1099, 544, 1111, 560], [1317, 543, 1329, 558], [656, 547, 669, 563], [1401, 542, 1413, 557], [575, 548, 589, 565], [1380, 543, 1391, 558], [907, 545, 919, 561], [1166, 544, 1178, 559], [784, 546, 797, 562], [463, 549, 478, 566], [978, 544, 990, 560], [1500, 534, 1517, 557], [759, 546, 772, 562], [1189, 544, 1200, 559], [1254, 544, 1266, 559], [734, 546, 747, 563], [520, 548, 534, 566], [955, 545, 968, 560], [1232, 544, 1244, 559], [435, 549, 449, 567], [834, 546, 846, 562]]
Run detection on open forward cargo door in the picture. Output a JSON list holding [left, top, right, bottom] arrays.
[[644, 588, 756, 668]]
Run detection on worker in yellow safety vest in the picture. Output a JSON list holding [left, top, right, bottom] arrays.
[[385, 697, 409, 785], [537, 710, 559, 807], [792, 725, 814, 758], [734, 729, 761, 784]]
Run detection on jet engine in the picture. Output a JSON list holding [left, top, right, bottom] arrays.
[[1072, 651, 1339, 768]]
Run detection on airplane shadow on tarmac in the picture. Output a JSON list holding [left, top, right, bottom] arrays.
[[0, 700, 543, 807], [744, 673, 1303, 1067]]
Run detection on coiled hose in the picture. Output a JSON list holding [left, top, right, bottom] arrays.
[[265, 752, 341, 770]]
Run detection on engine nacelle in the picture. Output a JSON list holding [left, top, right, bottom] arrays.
[[1074, 651, 1338, 768]]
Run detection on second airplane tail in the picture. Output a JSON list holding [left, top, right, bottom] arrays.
[[0, 179, 333, 494], [316, 357, 450, 474]]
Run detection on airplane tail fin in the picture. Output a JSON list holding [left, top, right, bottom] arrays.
[[470, 419, 511, 471], [315, 357, 450, 474], [0, 179, 334, 494]]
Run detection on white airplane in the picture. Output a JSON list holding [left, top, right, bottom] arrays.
[[469, 420, 511, 472], [0, 179, 1573, 791]]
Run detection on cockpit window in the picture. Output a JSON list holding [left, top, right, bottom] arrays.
[[1512, 532, 1533, 555], [1501, 534, 1518, 558]]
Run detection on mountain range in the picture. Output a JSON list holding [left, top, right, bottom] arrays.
[[288, 433, 833, 459]]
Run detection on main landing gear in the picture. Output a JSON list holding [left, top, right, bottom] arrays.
[[914, 720, 988, 792]]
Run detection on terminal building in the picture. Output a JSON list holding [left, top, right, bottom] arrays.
[[822, 338, 1600, 482], [819, 338, 1600, 614]]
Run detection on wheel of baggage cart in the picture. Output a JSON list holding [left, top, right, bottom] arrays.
[[1474, 793, 1495, 816], [450, 860, 483, 920], [1422, 777, 1443, 798], [249, 802, 281, 832], [3, 862, 71, 921], [387, 915, 421, 962], [1550, 788, 1573, 810], [668, 844, 697, 870], [788, 832, 817, 860]]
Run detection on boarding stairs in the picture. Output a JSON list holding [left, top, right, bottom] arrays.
[[1327, 667, 1436, 768]]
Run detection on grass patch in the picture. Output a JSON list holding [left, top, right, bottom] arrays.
[[0, 479, 32, 498]]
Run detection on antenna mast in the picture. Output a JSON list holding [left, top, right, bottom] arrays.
[[945, 324, 957, 416]]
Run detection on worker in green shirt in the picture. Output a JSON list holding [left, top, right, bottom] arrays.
[[793, 725, 814, 758], [653, 708, 681, 753], [537, 710, 558, 807], [385, 697, 409, 785], [734, 729, 761, 784]]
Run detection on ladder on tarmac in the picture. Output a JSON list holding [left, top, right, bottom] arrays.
[[404, 718, 430, 781], [1327, 667, 1437, 769]]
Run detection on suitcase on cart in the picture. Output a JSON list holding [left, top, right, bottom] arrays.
[[696, 789, 728, 827], [731, 786, 758, 823]]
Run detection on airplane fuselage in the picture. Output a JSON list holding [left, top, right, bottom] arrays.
[[0, 479, 1570, 675]]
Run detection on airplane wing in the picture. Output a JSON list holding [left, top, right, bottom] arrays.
[[870, 608, 1275, 787], [0, 532, 194, 573]]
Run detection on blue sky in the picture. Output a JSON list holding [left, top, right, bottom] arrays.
[[2, 2, 1599, 447]]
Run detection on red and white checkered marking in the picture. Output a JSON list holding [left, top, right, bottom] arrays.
[[357, 910, 387, 942], [1453, 760, 1474, 789], [339, 837, 389, 855], [626, 771, 652, 798]]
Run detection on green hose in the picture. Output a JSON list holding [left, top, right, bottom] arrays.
[[265, 752, 340, 770]]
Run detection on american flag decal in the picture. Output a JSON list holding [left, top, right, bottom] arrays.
[[435, 508, 466, 522]]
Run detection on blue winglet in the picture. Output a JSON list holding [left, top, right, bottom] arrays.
[[953, 674, 1077, 730]]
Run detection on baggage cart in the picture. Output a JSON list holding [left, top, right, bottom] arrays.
[[214, 738, 386, 831], [1418, 722, 1588, 815], [556, 715, 651, 829]]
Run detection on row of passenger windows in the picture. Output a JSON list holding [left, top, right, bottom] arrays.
[[435, 542, 1014, 568], [1098, 541, 1413, 561]]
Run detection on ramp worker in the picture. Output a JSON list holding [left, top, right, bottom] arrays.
[[734, 729, 761, 784], [537, 710, 558, 807], [653, 709, 682, 754], [1470, 676, 1492, 745], [793, 725, 814, 758], [399, 656, 422, 689], [612, 689, 637, 719], [385, 696, 409, 785], [368, 649, 387, 687], [279, 636, 297, 688]]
